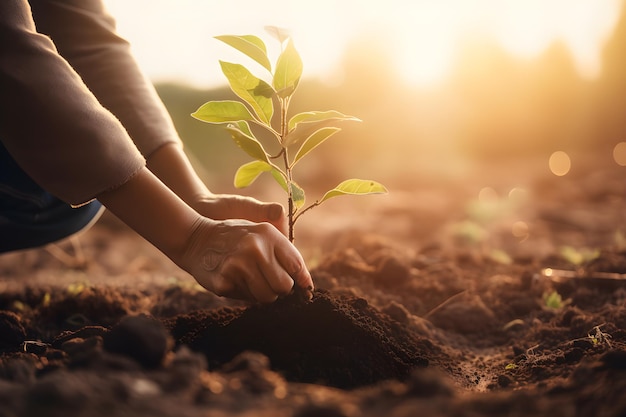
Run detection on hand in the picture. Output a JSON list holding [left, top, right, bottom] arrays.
[[180, 217, 313, 303], [144, 144, 287, 235], [191, 194, 287, 236]]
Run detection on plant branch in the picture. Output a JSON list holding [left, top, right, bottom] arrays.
[[293, 201, 321, 224], [269, 148, 285, 159]]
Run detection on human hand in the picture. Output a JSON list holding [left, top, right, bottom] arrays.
[[180, 217, 313, 303], [191, 194, 287, 236]]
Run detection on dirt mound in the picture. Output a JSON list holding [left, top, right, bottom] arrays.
[[166, 289, 434, 389]]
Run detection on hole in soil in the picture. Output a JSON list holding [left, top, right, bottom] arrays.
[[165, 289, 433, 389]]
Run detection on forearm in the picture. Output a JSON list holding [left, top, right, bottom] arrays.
[[146, 143, 212, 206], [96, 167, 201, 262]]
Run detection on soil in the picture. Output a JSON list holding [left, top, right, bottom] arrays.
[[1, 155, 625, 417]]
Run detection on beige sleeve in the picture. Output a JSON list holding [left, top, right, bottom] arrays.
[[28, 0, 183, 160], [1, 0, 182, 206]]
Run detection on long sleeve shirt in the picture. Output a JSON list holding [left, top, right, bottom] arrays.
[[0, 0, 182, 206]]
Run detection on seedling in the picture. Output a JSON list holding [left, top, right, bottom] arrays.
[[192, 27, 387, 242], [505, 344, 544, 370], [559, 245, 600, 266], [542, 290, 569, 309], [588, 324, 612, 348]]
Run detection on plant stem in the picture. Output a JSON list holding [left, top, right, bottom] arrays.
[[284, 151, 294, 242], [279, 96, 295, 242]]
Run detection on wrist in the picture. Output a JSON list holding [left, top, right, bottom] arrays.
[[97, 167, 201, 262]]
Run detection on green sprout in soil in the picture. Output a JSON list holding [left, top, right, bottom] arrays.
[[505, 344, 543, 370], [542, 290, 570, 309], [559, 245, 600, 266], [588, 324, 612, 348], [192, 27, 387, 242]]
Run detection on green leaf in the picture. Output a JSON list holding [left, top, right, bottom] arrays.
[[270, 169, 287, 191], [284, 111, 360, 147], [215, 35, 272, 72], [219, 61, 274, 125], [234, 160, 272, 188], [273, 38, 302, 98], [290, 182, 306, 209], [225, 124, 269, 163], [232, 120, 253, 137], [288, 110, 361, 131], [264, 26, 290, 44], [292, 127, 341, 167], [267, 173, 305, 209], [319, 179, 388, 204], [191, 100, 254, 124]]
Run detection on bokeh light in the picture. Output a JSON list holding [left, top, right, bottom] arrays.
[[508, 187, 528, 204], [613, 142, 626, 166], [511, 221, 529, 240], [548, 151, 571, 176], [478, 187, 498, 203]]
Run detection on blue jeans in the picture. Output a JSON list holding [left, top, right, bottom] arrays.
[[0, 142, 103, 253]]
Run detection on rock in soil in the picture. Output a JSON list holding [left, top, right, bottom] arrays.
[[103, 314, 172, 369]]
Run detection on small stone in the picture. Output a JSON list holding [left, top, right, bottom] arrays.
[[0, 311, 26, 349], [103, 314, 172, 369], [406, 368, 454, 398], [497, 374, 513, 388], [382, 301, 411, 324], [221, 351, 270, 374], [600, 350, 626, 370], [375, 256, 411, 287]]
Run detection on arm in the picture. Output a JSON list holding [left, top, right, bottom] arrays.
[[0, 0, 145, 205], [146, 143, 288, 234], [28, 0, 181, 160], [30, 0, 289, 232], [0, 1, 313, 301], [97, 167, 313, 303]]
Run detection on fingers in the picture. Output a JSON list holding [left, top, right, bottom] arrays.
[[254, 238, 295, 296], [184, 218, 311, 304], [273, 236, 314, 292], [234, 230, 296, 303], [197, 195, 287, 235], [221, 226, 308, 303], [233, 199, 286, 235]]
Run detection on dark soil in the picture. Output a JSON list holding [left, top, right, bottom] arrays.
[[0, 157, 625, 416], [166, 289, 433, 389]]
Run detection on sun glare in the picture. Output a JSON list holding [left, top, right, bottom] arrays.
[[389, 0, 622, 86], [103, 0, 622, 88]]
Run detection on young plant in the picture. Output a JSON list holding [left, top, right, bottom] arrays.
[[542, 290, 569, 309], [192, 27, 387, 242], [588, 324, 612, 348]]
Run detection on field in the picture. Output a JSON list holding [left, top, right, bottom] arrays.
[[1, 151, 625, 417]]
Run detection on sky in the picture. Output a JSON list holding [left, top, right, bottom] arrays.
[[102, 0, 623, 89]]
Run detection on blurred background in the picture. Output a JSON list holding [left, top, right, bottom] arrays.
[[102, 0, 626, 202]]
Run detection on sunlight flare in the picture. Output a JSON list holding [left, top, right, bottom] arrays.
[[103, 0, 622, 88]]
